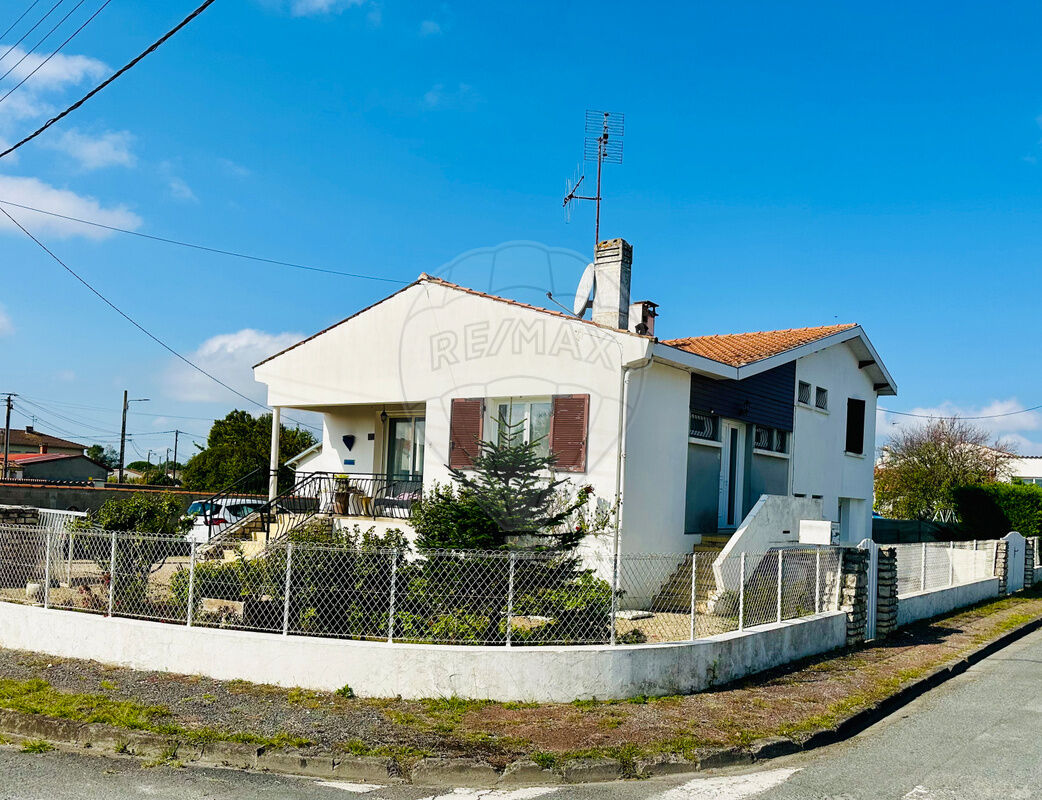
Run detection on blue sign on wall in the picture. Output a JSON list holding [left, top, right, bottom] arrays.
[[343, 459, 355, 466]]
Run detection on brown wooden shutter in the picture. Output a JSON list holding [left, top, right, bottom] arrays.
[[448, 398, 484, 469], [549, 394, 589, 473]]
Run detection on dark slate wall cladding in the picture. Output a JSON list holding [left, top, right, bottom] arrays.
[[690, 361, 796, 431]]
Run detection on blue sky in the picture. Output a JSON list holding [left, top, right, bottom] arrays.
[[1, 0, 1042, 459]]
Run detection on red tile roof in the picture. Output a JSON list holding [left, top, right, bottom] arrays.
[[663, 324, 857, 367], [2, 453, 80, 464]]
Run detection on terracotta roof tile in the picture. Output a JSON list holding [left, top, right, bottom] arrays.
[[0, 429, 85, 450], [663, 324, 857, 367]]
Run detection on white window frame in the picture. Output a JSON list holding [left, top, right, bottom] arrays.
[[752, 424, 790, 457], [797, 381, 812, 406], [488, 397, 553, 456]]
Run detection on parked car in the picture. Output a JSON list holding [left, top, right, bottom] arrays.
[[183, 497, 267, 543]]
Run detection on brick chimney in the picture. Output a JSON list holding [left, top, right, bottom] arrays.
[[592, 238, 632, 329]]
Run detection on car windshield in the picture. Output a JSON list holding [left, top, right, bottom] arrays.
[[186, 501, 213, 515]]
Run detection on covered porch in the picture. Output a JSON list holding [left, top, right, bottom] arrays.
[[268, 402, 427, 524]]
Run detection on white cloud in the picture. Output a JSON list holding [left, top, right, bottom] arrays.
[[422, 82, 479, 110], [419, 19, 441, 36], [167, 176, 197, 202], [877, 398, 1042, 455], [47, 129, 136, 170], [0, 305, 12, 336], [0, 175, 141, 239], [164, 329, 303, 404], [287, 0, 365, 15], [0, 47, 108, 93], [218, 158, 251, 178]]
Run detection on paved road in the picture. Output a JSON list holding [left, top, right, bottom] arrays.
[[3, 629, 1042, 799]]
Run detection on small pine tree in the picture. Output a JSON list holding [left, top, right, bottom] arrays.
[[449, 415, 587, 549]]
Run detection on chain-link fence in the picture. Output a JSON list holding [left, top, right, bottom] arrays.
[[0, 524, 845, 646], [893, 540, 998, 597]]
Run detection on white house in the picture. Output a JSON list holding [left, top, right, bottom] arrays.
[[1004, 456, 1042, 486], [254, 238, 897, 556]]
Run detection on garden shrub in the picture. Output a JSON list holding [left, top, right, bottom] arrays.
[[410, 483, 500, 550], [954, 482, 1042, 540]]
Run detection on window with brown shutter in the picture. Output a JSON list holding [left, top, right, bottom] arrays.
[[549, 394, 589, 473], [448, 398, 484, 469]]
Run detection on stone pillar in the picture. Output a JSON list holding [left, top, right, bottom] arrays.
[[1025, 538, 1035, 589], [996, 540, 1009, 596], [875, 547, 898, 638], [839, 548, 869, 646]]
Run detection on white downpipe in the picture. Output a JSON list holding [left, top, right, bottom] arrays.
[[609, 353, 653, 646]]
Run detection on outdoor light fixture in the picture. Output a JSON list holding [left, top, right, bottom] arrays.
[[380, 409, 388, 424]]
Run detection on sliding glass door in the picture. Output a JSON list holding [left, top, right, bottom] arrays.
[[386, 417, 425, 479]]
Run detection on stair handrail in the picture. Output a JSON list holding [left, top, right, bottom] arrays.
[[199, 466, 270, 542]]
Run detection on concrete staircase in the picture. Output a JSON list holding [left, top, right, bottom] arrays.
[[650, 533, 732, 613], [202, 512, 310, 563]]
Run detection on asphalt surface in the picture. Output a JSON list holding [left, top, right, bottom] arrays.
[[3, 628, 1042, 799]]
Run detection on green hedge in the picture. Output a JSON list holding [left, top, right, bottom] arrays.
[[953, 482, 1042, 539]]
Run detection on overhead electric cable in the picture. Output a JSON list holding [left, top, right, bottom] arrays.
[[0, 0, 113, 105], [0, 199, 410, 283], [0, 0, 65, 66], [878, 404, 1042, 421], [0, 0, 86, 85], [0, 205, 320, 433], [0, 0, 218, 162], [0, 0, 45, 42]]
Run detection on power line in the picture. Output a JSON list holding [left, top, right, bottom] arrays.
[[0, 0, 218, 162], [0, 0, 65, 67], [0, 199, 410, 284], [0, 0, 45, 43], [0, 0, 113, 106], [0, 205, 320, 433], [878, 404, 1042, 421], [0, 0, 86, 85]]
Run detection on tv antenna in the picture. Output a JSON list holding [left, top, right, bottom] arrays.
[[562, 110, 625, 250]]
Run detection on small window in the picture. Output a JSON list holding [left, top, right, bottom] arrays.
[[754, 424, 789, 454], [798, 381, 811, 405], [845, 398, 866, 455], [815, 386, 829, 411], [492, 399, 552, 458], [690, 411, 719, 441]]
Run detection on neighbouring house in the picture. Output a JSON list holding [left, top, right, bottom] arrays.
[[1, 453, 108, 483], [0, 427, 86, 457], [253, 237, 897, 557], [1004, 455, 1042, 486]]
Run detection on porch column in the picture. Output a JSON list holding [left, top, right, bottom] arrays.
[[269, 406, 281, 501]]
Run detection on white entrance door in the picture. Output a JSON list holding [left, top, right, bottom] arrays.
[[718, 421, 745, 529]]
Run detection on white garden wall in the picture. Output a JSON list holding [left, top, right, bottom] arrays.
[[895, 578, 1001, 628], [0, 603, 846, 702]]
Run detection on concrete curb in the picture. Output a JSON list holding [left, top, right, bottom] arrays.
[[1, 614, 1040, 786]]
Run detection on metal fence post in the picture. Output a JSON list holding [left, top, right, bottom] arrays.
[[506, 552, 515, 647], [609, 552, 619, 646], [738, 552, 746, 631], [920, 542, 928, 593], [386, 550, 398, 643], [282, 542, 293, 636], [107, 530, 117, 617], [776, 549, 784, 623], [186, 540, 197, 627], [43, 528, 51, 609], [948, 541, 955, 587], [689, 552, 697, 641], [66, 530, 74, 588], [814, 549, 821, 614]]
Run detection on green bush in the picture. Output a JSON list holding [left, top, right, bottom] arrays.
[[410, 483, 500, 550], [953, 482, 1042, 539]]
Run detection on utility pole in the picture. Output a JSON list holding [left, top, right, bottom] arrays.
[[165, 448, 170, 476], [117, 391, 149, 484], [1, 393, 13, 481], [147, 450, 153, 466], [172, 430, 180, 483]]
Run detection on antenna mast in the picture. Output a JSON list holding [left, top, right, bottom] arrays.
[[562, 110, 625, 250]]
